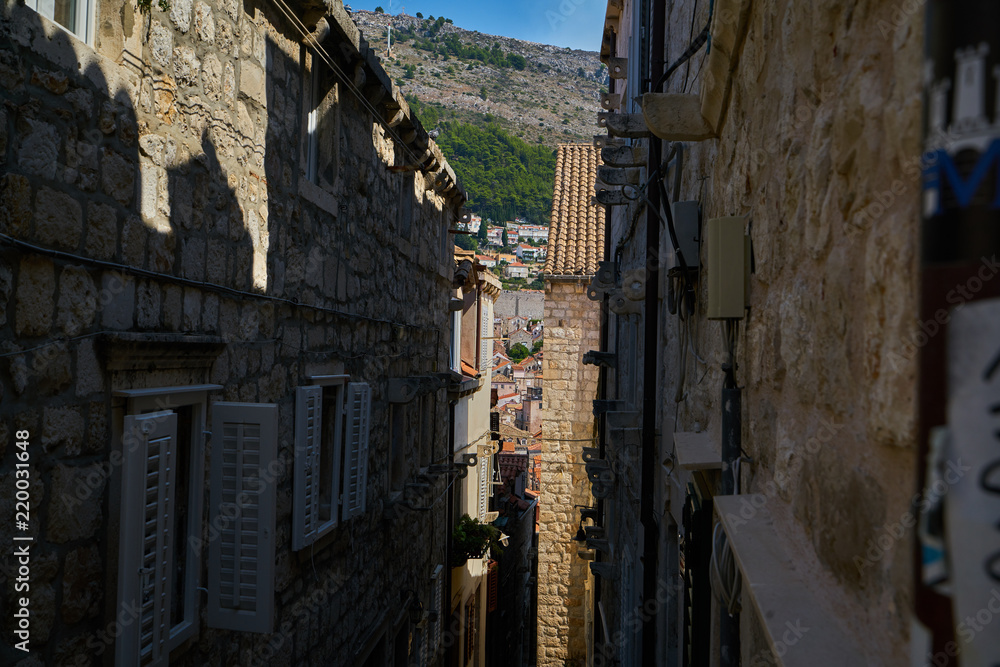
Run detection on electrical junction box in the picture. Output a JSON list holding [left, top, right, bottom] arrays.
[[706, 216, 750, 319], [663, 201, 701, 270]]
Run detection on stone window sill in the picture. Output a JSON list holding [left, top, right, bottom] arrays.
[[714, 494, 866, 665], [298, 177, 341, 218]]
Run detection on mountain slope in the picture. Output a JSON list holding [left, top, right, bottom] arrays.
[[351, 10, 607, 148]]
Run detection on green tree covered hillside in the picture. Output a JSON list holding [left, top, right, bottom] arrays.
[[431, 120, 557, 223]]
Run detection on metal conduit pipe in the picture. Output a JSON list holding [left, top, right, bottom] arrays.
[[641, 0, 666, 661]]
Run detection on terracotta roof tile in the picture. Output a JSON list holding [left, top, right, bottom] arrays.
[[544, 144, 606, 276]]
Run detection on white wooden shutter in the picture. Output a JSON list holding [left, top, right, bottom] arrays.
[[208, 402, 277, 633], [117, 411, 177, 667], [478, 448, 490, 521], [342, 382, 371, 520], [293, 386, 323, 551], [428, 564, 444, 665], [480, 299, 491, 370]]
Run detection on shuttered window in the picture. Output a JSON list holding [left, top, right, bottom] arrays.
[[342, 382, 372, 520], [465, 589, 478, 662], [117, 411, 177, 667], [293, 383, 346, 550], [207, 402, 277, 633], [487, 560, 499, 613], [480, 297, 492, 371], [478, 446, 491, 521], [115, 386, 217, 665], [428, 564, 444, 665], [294, 385, 322, 550]]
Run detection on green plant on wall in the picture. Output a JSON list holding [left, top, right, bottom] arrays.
[[137, 0, 170, 13], [451, 514, 503, 566]]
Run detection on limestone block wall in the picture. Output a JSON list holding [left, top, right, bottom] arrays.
[[656, 0, 923, 661], [538, 279, 601, 667], [0, 0, 461, 664], [494, 290, 544, 320]]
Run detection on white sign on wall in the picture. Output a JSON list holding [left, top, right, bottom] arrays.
[[946, 298, 1000, 666]]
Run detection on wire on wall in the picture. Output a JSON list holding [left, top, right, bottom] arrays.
[[268, 0, 428, 171], [0, 233, 438, 333]]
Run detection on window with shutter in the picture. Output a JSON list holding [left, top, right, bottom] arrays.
[[464, 589, 478, 662], [293, 382, 347, 550], [427, 564, 444, 665], [480, 298, 492, 371], [487, 560, 499, 613], [306, 62, 340, 191], [478, 447, 491, 521], [293, 386, 323, 550], [115, 385, 217, 662], [342, 382, 371, 520], [117, 411, 177, 667], [207, 402, 277, 633]]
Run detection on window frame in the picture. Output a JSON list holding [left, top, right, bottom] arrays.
[[206, 401, 278, 633], [116, 384, 220, 658], [304, 52, 341, 191], [293, 375, 349, 550], [24, 0, 94, 44]]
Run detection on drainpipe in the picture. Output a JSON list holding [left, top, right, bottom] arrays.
[[916, 2, 1000, 662], [640, 0, 665, 661], [720, 377, 740, 666], [445, 398, 457, 666], [593, 15, 620, 664]]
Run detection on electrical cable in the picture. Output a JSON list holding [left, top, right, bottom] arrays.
[[653, 0, 715, 93], [0, 233, 437, 332], [710, 521, 742, 615], [681, 0, 701, 94], [269, 0, 429, 172]]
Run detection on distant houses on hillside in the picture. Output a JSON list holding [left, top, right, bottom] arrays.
[[485, 222, 550, 247]]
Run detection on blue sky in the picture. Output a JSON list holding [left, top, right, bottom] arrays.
[[346, 0, 607, 52]]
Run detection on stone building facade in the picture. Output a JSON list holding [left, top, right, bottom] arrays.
[[448, 248, 501, 667], [585, 0, 936, 664], [536, 144, 604, 666], [0, 0, 476, 664], [494, 291, 544, 321]]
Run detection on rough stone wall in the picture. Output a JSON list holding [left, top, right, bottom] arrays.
[[494, 290, 544, 320], [537, 280, 600, 666], [661, 0, 922, 661], [0, 0, 459, 664]]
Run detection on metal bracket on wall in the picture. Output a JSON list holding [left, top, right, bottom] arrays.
[[598, 165, 642, 186], [609, 290, 642, 315], [601, 144, 648, 168], [592, 399, 623, 416], [598, 112, 651, 139], [601, 92, 622, 110], [585, 459, 615, 485], [586, 538, 614, 555], [590, 562, 616, 580], [606, 57, 628, 79], [587, 260, 618, 301], [593, 135, 626, 149], [583, 351, 617, 368], [607, 411, 641, 430]]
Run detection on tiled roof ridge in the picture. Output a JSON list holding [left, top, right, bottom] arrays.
[[544, 144, 605, 276]]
